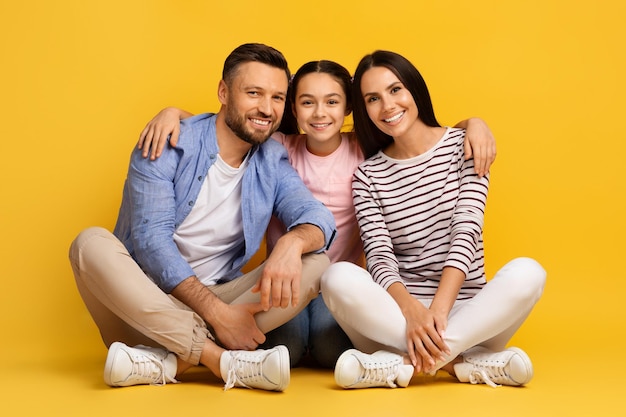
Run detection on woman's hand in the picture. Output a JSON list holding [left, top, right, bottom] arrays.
[[388, 282, 450, 373], [402, 298, 450, 373]]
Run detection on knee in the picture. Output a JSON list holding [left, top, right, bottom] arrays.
[[300, 253, 330, 295], [505, 257, 547, 301], [321, 262, 371, 312], [69, 226, 110, 262], [320, 261, 362, 295]]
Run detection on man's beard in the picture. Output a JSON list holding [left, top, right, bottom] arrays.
[[224, 107, 278, 146]]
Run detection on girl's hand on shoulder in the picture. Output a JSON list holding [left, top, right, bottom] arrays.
[[138, 107, 191, 160]]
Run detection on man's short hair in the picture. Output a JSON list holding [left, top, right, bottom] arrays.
[[222, 43, 291, 86]]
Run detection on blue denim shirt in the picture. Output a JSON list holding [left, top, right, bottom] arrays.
[[113, 113, 336, 293]]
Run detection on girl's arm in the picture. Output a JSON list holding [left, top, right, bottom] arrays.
[[454, 117, 497, 177], [138, 107, 194, 160]]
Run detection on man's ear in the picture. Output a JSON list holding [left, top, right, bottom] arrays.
[[217, 79, 228, 105]]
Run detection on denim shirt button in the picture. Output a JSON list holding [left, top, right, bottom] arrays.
[[197, 176, 202, 181], [210, 154, 216, 159], [188, 201, 194, 206]]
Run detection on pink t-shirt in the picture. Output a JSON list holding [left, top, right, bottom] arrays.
[[267, 132, 365, 266]]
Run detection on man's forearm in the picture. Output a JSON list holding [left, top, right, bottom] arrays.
[[170, 275, 224, 326], [282, 223, 326, 254]]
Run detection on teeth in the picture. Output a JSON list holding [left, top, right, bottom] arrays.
[[384, 112, 404, 123], [312, 123, 330, 128], [251, 118, 270, 126]]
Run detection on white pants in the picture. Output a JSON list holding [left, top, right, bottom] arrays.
[[321, 257, 546, 370]]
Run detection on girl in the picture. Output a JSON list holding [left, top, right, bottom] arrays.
[[321, 50, 546, 388], [138, 60, 497, 369]]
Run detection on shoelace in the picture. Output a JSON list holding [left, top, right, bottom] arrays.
[[129, 351, 177, 386], [467, 365, 505, 388], [223, 352, 264, 391], [360, 361, 400, 388]]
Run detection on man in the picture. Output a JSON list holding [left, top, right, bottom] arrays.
[[69, 43, 336, 392]]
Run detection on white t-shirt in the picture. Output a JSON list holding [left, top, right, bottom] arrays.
[[173, 153, 248, 286]]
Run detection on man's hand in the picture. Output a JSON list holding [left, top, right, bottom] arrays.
[[171, 276, 265, 350], [253, 236, 303, 310], [455, 117, 497, 177], [252, 224, 324, 310], [211, 303, 266, 350]]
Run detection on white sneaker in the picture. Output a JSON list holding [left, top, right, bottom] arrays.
[[334, 349, 414, 389], [104, 342, 178, 387], [454, 346, 533, 387], [219, 345, 290, 392]]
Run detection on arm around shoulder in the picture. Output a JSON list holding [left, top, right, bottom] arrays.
[[454, 117, 497, 177]]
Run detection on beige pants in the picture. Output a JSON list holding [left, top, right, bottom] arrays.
[[69, 226, 329, 365]]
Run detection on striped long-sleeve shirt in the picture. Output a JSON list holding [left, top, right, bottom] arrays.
[[352, 128, 488, 300]]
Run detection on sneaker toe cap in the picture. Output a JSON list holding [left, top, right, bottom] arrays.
[[262, 346, 290, 390], [334, 352, 362, 388], [507, 352, 533, 385]]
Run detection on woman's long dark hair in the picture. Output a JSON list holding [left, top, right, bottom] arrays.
[[278, 60, 352, 134], [352, 50, 440, 159]]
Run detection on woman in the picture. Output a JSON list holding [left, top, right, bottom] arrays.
[[321, 50, 546, 388]]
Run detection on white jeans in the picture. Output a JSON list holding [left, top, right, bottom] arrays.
[[321, 258, 546, 370]]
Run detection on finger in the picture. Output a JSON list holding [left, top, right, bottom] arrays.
[[464, 138, 472, 161], [413, 337, 435, 369], [474, 144, 486, 177], [421, 331, 443, 356], [153, 128, 169, 160], [281, 281, 291, 308], [418, 335, 441, 372], [272, 278, 283, 309], [434, 322, 451, 356], [141, 128, 154, 158], [138, 125, 148, 149], [414, 353, 423, 375], [150, 130, 161, 160], [290, 275, 300, 307], [246, 302, 266, 315], [170, 125, 180, 147], [254, 328, 265, 346], [258, 275, 272, 311], [407, 340, 418, 369], [155, 133, 168, 158], [486, 145, 497, 173], [480, 144, 490, 176]]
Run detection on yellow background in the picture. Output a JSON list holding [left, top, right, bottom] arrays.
[[1, 0, 624, 416]]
